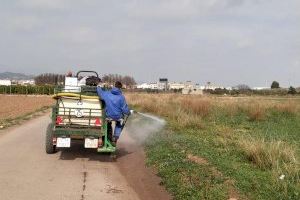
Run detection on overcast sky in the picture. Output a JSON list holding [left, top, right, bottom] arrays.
[[0, 0, 299, 87]]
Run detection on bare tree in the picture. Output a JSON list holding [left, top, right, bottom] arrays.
[[234, 84, 251, 90], [102, 74, 136, 88], [34, 73, 65, 85]]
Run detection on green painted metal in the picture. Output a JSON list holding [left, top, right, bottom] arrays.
[[97, 146, 116, 153], [97, 119, 116, 152], [54, 128, 100, 137]]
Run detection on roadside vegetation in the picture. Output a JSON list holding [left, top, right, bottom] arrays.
[[127, 93, 300, 200]]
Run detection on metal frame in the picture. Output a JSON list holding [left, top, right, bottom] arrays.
[[76, 70, 99, 78]]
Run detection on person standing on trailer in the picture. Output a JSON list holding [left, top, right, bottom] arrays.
[[96, 81, 130, 145]]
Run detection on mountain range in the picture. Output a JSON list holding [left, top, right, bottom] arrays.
[[0, 72, 34, 80]]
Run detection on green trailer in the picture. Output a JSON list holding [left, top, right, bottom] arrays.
[[45, 71, 116, 154]]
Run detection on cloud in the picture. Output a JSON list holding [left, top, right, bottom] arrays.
[[127, 0, 248, 19], [3, 15, 41, 32], [226, 0, 246, 7], [53, 26, 99, 44], [293, 60, 300, 68], [0, 0, 299, 87], [18, 0, 68, 10], [237, 38, 254, 48]]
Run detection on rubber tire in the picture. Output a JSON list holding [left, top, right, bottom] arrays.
[[45, 123, 56, 154]]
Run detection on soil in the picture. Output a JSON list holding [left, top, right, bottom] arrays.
[[117, 132, 172, 200], [0, 95, 53, 119]]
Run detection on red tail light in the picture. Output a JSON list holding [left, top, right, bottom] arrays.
[[95, 118, 102, 126], [56, 116, 63, 125]]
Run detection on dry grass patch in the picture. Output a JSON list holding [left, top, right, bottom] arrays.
[[187, 154, 209, 165], [238, 137, 299, 180], [245, 103, 267, 121], [274, 101, 298, 115], [180, 97, 211, 117], [173, 111, 204, 129], [126, 93, 206, 129]]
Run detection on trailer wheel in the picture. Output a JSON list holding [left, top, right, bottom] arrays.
[[45, 123, 56, 154]]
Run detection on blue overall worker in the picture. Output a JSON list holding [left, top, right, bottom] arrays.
[[96, 81, 130, 145]]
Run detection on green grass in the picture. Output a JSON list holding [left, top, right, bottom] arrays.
[[128, 94, 300, 200]]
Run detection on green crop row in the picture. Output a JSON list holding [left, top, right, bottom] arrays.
[[0, 85, 55, 95]]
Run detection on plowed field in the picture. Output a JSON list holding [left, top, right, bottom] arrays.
[[0, 95, 53, 120]]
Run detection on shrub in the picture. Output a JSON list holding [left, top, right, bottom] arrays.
[[271, 81, 280, 89], [288, 86, 297, 95]]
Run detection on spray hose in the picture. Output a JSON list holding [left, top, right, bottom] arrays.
[[52, 93, 99, 100]]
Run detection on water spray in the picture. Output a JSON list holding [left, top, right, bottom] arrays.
[[135, 112, 165, 124], [125, 110, 166, 144], [130, 110, 165, 124]]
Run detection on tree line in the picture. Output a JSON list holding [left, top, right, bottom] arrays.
[[34, 73, 136, 88], [34, 73, 65, 85], [102, 74, 136, 88]]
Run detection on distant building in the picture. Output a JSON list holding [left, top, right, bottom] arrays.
[[136, 82, 159, 90], [184, 81, 194, 89], [158, 78, 168, 90], [204, 82, 227, 90], [0, 80, 12, 86], [169, 82, 184, 90], [17, 79, 35, 85], [182, 81, 203, 95], [149, 82, 158, 89], [137, 83, 151, 89], [252, 87, 269, 90]]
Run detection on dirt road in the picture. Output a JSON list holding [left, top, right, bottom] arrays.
[[0, 114, 171, 200]]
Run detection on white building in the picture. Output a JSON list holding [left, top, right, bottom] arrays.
[[169, 82, 184, 90], [205, 85, 220, 90], [149, 82, 158, 89], [137, 83, 151, 89], [204, 82, 228, 90], [0, 80, 12, 86], [184, 81, 194, 89], [181, 81, 204, 95], [17, 79, 35, 85], [252, 87, 269, 90], [157, 78, 168, 90], [136, 82, 159, 90]]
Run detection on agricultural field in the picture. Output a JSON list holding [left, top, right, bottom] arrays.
[[0, 95, 54, 129], [126, 93, 300, 200]]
